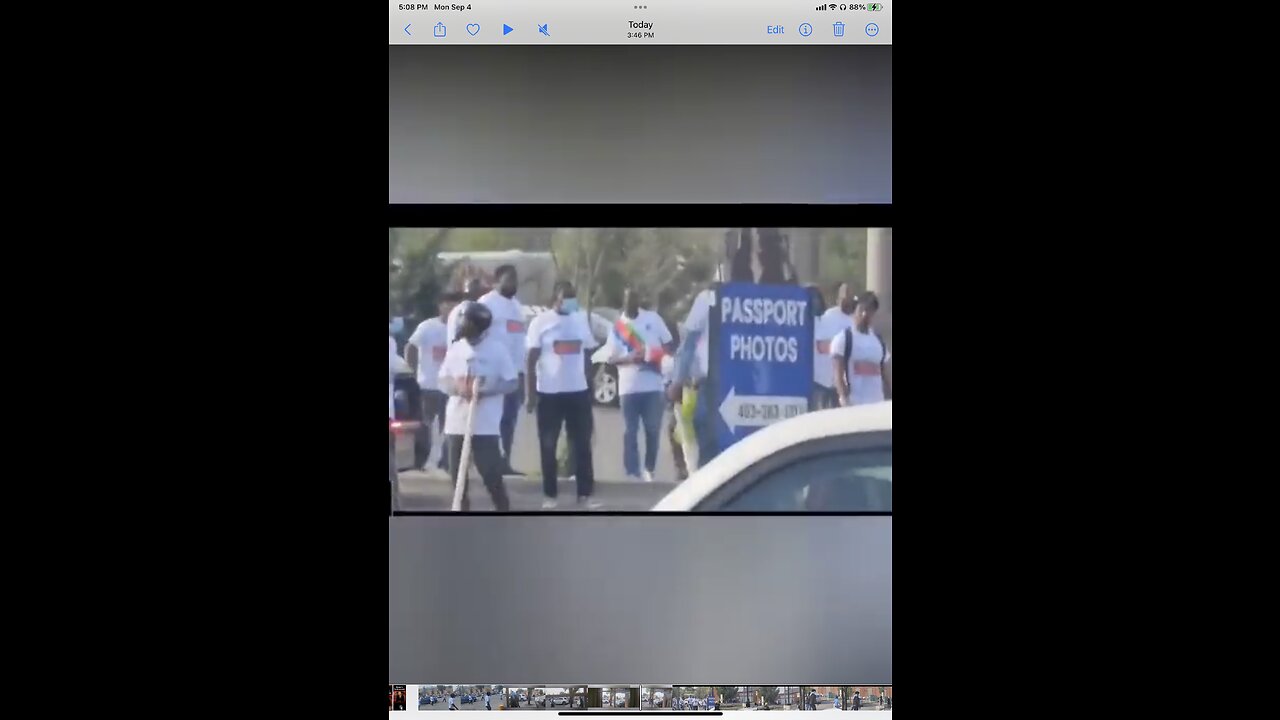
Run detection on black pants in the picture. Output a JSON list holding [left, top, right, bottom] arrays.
[[537, 390, 594, 498], [414, 389, 447, 468], [446, 434, 511, 511]]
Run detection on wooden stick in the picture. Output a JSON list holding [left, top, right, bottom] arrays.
[[450, 377, 480, 512]]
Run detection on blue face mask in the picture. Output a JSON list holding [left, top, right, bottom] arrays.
[[559, 298, 580, 314], [388, 316, 404, 334]]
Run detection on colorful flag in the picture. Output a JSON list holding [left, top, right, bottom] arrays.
[[613, 317, 665, 369]]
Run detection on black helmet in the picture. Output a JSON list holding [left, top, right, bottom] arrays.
[[455, 301, 493, 344]]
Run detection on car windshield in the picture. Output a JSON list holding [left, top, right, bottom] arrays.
[[719, 448, 892, 512]]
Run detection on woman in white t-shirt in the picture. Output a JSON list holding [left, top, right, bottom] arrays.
[[525, 281, 600, 509], [831, 292, 891, 406]]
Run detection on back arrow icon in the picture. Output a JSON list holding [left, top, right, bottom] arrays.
[[404, 23, 412, 36]]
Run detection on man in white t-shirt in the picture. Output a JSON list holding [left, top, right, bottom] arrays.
[[438, 302, 519, 511], [604, 287, 676, 482], [407, 291, 460, 473], [526, 280, 600, 509], [478, 264, 528, 477], [814, 281, 855, 410], [831, 292, 891, 407]]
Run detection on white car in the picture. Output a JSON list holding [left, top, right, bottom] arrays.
[[652, 403, 892, 512]]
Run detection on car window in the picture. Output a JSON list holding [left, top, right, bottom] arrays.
[[718, 447, 892, 512]]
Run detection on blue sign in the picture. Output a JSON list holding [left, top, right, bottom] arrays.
[[709, 282, 816, 452]]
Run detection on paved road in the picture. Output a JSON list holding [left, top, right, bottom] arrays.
[[397, 472, 677, 511], [397, 404, 689, 511]]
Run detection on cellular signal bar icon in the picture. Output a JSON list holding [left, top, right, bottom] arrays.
[[816, 4, 833, 11]]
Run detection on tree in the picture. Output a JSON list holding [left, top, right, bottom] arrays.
[[761, 687, 781, 706], [716, 687, 739, 703], [388, 228, 452, 321]]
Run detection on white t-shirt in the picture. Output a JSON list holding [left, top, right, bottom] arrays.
[[526, 310, 598, 394], [448, 696, 456, 709], [604, 309, 673, 395], [437, 333, 518, 436], [407, 317, 449, 390], [813, 307, 854, 389], [479, 290, 527, 373], [682, 289, 714, 380], [830, 325, 887, 405]]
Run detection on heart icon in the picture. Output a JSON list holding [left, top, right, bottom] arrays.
[[466, 23, 480, 36]]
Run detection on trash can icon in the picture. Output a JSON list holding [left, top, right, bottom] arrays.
[[434, 22, 446, 37], [833, 21, 845, 37]]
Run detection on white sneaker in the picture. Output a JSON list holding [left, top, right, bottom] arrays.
[[626, 474, 643, 483], [542, 498, 558, 510], [578, 497, 604, 510], [642, 470, 655, 483]]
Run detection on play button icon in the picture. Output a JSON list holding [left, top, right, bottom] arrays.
[[503, 23, 513, 35]]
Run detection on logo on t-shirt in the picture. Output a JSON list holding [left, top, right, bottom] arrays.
[[552, 340, 582, 355], [816, 340, 831, 354], [431, 346, 447, 362], [506, 320, 525, 333]]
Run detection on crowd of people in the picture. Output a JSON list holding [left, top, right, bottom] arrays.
[[389, 238, 891, 512]]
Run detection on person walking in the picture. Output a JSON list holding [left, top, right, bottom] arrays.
[[526, 281, 600, 509], [485, 690, 493, 710], [448, 693, 457, 711], [479, 264, 528, 477], [407, 291, 459, 474], [831, 292, 891, 406], [852, 690, 861, 711], [604, 287, 676, 482], [438, 302, 518, 511], [814, 282, 855, 409]]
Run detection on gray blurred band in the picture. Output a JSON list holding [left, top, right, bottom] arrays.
[[388, 46, 892, 203], [389, 517, 891, 683]]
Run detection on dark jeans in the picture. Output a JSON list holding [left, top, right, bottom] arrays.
[[692, 383, 720, 467], [564, 404, 594, 479], [537, 390, 594, 498], [500, 387, 521, 469], [813, 383, 840, 410], [445, 434, 511, 511], [414, 389, 447, 468], [621, 391, 664, 476]]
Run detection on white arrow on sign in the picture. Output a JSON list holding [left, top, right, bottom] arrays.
[[719, 387, 809, 433]]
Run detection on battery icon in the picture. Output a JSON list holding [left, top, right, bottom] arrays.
[[869, 3, 883, 9]]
